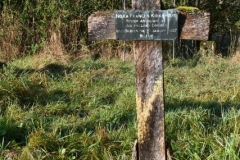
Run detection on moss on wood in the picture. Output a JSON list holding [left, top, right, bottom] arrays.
[[236, 20, 240, 29], [176, 6, 199, 12]]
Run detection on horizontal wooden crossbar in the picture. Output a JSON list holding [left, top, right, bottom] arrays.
[[88, 11, 210, 41]]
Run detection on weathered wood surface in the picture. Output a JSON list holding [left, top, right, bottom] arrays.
[[88, 12, 115, 41], [134, 41, 165, 160], [132, 0, 165, 160], [88, 10, 210, 41], [179, 11, 210, 40]]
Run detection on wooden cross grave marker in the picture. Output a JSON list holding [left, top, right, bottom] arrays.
[[88, 0, 210, 159]]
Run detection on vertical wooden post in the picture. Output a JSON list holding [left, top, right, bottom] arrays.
[[132, 0, 165, 160]]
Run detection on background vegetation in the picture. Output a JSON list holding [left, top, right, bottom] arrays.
[[0, 0, 239, 60]]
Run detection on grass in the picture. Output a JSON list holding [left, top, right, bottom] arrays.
[[0, 54, 240, 159]]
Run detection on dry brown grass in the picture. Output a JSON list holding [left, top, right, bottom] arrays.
[[0, 9, 22, 61], [43, 31, 65, 57], [230, 50, 240, 64], [31, 53, 70, 70]]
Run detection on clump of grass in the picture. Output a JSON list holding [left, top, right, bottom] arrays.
[[166, 108, 240, 159], [165, 55, 240, 159], [0, 117, 27, 159]]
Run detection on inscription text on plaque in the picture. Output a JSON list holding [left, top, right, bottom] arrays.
[[115, 9, 178, 40]]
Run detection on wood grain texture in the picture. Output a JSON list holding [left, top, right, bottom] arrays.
[[88, 12, 115, 41], [88, 11, 210, 41], [134, 41, 165, 160], [178, 11, 210, 40], [132, 1, 165, 160]]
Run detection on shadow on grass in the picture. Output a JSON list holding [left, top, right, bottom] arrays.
[[14, 63, 73, 78], [166, 98, 240, 117], [119, 65, 134, 74], [18, 88, 71, 107], [165, 54, 202, 68], [0, 118, 28, 146], [40, 63, 73, 78], [0, 62, 7, 69], [2, 63, 73, 107]]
